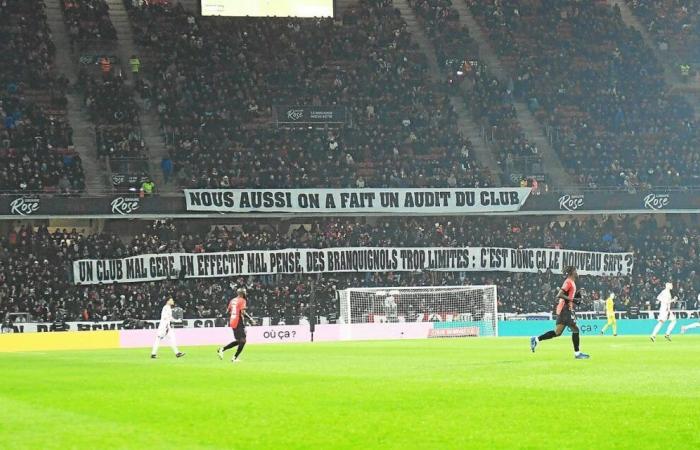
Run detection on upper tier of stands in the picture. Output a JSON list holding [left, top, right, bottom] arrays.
[[625, 0, 700, 64], [127, 0, 493, 189], [0, 0, 84, 194], [470, 0, 700, 188]]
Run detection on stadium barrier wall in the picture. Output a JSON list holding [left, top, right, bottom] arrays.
[[498, 319, 700, 336], [116, 319, 700, 348], [3, 320, 699, 351], [119, 325, 313, 348], [119, 323, 450, 348], [0, 330, 120, 352]]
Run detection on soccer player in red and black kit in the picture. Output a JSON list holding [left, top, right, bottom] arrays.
[[217, 288, 255, 363], [530, 266, 590, 359]]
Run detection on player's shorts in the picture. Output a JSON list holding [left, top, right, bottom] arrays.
[[606, 313, 616, 323], [658, 310, 676, 321], [556, 308, 577, 329], [233, 324, 246, 340], [157, 324, 170, 339]]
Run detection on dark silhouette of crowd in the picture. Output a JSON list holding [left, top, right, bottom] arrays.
[[0, 0, 85, 193], [1, 215, 698, 325], [409, 0, 542, 183], [470, 0, 700, 188], [626, 0, 700, 66], [62, 0, 117, 48], [126, 0, 492, 189]]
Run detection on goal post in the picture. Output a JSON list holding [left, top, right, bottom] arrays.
[[338, 285, 498, 338]]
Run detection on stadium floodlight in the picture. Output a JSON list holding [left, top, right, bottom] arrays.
[[338, 285, 498, 337]]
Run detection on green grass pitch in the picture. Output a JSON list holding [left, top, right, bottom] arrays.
[[1, 337, 699, 449]]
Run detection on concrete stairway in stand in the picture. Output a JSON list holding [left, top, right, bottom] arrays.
[[455, 0, 573, 188], [45, 1, 111, 193], [106, 0, 174, 194], [609, 0, 700, 123], [394, 0, 502, 184]]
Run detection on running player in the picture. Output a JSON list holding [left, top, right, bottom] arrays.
[[217, 288, 255, 363], [530, 266, 590, 359], [650, 282, 677, 342], [151, 297, 185, 359], [600, 293, 617, 336]]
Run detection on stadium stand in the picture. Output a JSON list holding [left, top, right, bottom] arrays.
[[61, 0, 117, 48], [126, 0, 492, 189], [75, 51, 151, 191], [410, 0, 543, 186], [0, 0, 85, 193], [0, 0, 699, 326], [470, 0, 700, 188], [625, 0, 700, 68], [1, 216, 698, 323]]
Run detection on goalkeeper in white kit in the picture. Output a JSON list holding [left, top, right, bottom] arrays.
[[650, 283, 678, 342], [151, 297, 186, 358]]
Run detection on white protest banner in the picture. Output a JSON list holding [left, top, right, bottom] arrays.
[[72, 247, 634, 285], [184, 188, 532, 214]]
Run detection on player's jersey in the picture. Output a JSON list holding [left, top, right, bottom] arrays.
[[657, 289, 672, 312], [160, 304, 174, 323], [228, 296, 247, 328], [605, 296, 614, 314], [556, 278, 577, 314]]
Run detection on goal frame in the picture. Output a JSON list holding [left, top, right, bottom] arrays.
[[338, 285, 498, 337]]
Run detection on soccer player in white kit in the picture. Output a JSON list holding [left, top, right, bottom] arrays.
[[650, 282, 677, 342], [151, 298, 185, 358]]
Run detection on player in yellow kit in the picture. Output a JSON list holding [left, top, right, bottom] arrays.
[[600, 293, 617, 336]]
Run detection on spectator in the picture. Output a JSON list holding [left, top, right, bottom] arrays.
[[161, 156, 173, 184], [141, 178, 155, 195], [129, 54, 141, 79], [99, 56, 112, 80]]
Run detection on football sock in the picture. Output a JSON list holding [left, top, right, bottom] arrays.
[[651, 322, 663, 337], [169, 333, 179, 354], [151, 337, 161, 356], [665, 321, 676, 335], [572, 332, 580, 352], [537, 330, 557, 341], [223, 341, 239, 351], [234, 342, 246, 358]]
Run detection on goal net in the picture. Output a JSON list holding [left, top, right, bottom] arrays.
[[338, 285, 498, 337]]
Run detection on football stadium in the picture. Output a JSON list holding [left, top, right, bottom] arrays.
[[1, 0, 699, 449]]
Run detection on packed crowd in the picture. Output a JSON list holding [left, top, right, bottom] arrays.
[[470, 0, 700, 188], [0, 0, 85, 193], [126, 0, 492, 189], [1, 215, 698, 324], [626, 0, 700, 65], [62, 0, 117, 47], [410, 0, 541, 178], [74, 56, 151, 191]]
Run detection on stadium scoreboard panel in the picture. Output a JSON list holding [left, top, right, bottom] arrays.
[[201, 0, 334, 17]]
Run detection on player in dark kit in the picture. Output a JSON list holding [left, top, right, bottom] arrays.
[[530, 266, 590, 359], [217, 288, 255, 363]]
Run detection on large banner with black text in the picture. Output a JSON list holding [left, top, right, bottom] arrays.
[[184, 188, 533, 214], [72, 247, 634, 285]]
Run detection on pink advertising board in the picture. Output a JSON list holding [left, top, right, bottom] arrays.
[[119, 323, 435, 348]]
